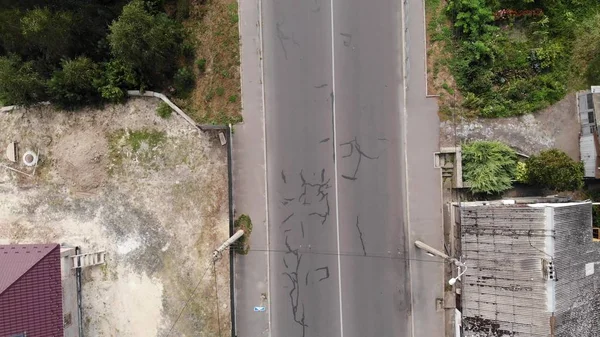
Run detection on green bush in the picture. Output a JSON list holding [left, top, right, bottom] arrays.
[[234, 214, 253, 255], [216, 87, 225, 96], [196, 58, 207, 73], [443, 0, 584, 118], [526, 149, 584, 191], [48, 57, 103, 108], [108, 0, 183, 88], [99, 60, 139, 103], [181, 42, 195, 60], [173, 67, 195, 97], [515, 161, 529, 183], [462, 140, 517, 194], [228, 94, 238, 103], [156, 102, 172, 118], [0, 55, 46, 105]]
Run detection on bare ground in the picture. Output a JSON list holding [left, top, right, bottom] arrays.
[[440, 93, 580, 160], [0, 98, 231, 337]]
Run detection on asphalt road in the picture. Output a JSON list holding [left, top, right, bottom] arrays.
[[262, 0, 409, 336]]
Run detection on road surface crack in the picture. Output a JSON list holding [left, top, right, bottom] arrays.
[[282, 235, 308, 336], [340, 137, 380, 180], [276, 21, 299, 60], [355, 216, 366, 256]]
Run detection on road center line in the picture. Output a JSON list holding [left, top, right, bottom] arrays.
[[329, 1, 344, 337]]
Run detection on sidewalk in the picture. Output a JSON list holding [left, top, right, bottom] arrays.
[[403, 0, 445, 335], [233, 0, 270, 335]]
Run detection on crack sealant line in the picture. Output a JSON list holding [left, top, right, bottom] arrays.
[[257, 0, 272, 334], [399, 1, 415, 337], [329, 0, 344, 336]]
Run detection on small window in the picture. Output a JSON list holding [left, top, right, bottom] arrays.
[[591, 125, 597, 133], [588, 93, 594, 110], [589, 111, 596, 124], [10, 333, 26, 337]]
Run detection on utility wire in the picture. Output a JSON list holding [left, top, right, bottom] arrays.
[[213, 262, 222, 337], [227, 246, 449, 264], [166, 261, 215, 337]]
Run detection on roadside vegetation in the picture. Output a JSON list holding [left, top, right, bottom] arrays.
[[234, 214, 252, 255], [427, 0, 600, 118], [0, 0, 242, 124], [172, 0, 242, 124], [462, 141, 584, 194]]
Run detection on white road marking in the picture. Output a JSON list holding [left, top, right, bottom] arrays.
[[330, 0, 344, 337], [399, 0, 415, 337], [257, 0, 272, 334]]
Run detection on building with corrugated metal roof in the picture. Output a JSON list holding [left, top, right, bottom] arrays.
[[459, 200, 600, 337]]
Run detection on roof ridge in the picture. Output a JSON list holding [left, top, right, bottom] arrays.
[[0, 244, 60, 296]]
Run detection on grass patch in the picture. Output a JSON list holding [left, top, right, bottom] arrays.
[[234, 214, 253, 255], [177, 0, 241, 125], [126, 129, 166, 152], [108, 129, 167, 174], [156, 102, 173, 119], [425, 0, 464, 120]]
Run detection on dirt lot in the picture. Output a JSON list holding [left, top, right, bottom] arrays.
[[0, 98, 230, 336], [440, 93, 581, 161]]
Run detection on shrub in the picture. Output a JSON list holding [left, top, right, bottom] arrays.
[[196, 58, 207, 73], [156, 102, 172, 118], [99, 60, 139, 103], [228, 94, 238, 103], [462, 140, 517, 194], [515, 161, 529, 183], [181, 42, 195, 60], [48, 57, 103, 108], [173, 67, 195, 97], [108, 0, 183, 88], [215, 87, 225, 96], [234, 214, 253, 255], [526, 149, 584, 191], [0, 55, 46, 105]]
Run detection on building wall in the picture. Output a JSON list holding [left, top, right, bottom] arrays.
[[0, 246, 64, 337], [554, 203, 600, 337], [578, 92, 599, 178], [461, 205, 553, 337], [61, 247, 80, 337]]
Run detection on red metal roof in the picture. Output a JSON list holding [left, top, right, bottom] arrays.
[[0, 244, 64, 337]]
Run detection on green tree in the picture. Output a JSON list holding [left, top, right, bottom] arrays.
[[48, 57, 103, 108], [0, 9, 25, 55], [20, 8, 73, 62], [446, 0, 495, 40], [526, 149, 584, 191], [108, 0, 183, 87], [99, 59, 139, 103], [0, 55, 46, 105], [462, 140, 518, 194]]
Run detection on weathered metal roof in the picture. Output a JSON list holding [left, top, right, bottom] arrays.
[[461, 205, 553, 337]]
